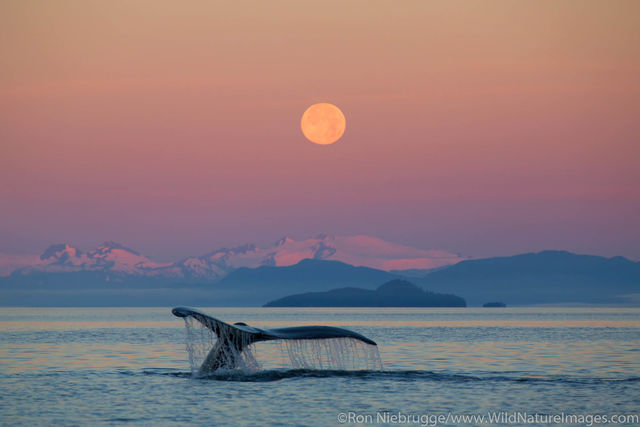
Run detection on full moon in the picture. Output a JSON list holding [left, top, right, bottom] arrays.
[[300, 103, 346, 145]]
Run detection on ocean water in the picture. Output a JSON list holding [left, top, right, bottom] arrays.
[[0, 307, 639, 426]]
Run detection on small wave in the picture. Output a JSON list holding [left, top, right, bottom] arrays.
[[137, 368, 640, 384]]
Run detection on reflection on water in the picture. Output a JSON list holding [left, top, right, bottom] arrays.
[[0, 320, 179, 331], [379, 341, 640, 375], [0, 307, 639, 425], [0, 342, 184, 374]]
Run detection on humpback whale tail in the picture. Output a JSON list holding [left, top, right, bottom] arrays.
[[172, 307, 381, 373]]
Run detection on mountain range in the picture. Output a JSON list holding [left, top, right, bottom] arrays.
[[0, 237, 638, 306], [0, 235, 465, 280]]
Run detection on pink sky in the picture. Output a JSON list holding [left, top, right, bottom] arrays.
[[1, 1, 639, 261]]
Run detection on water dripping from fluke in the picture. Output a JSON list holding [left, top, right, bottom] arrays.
[[173, 307, 382, 376]]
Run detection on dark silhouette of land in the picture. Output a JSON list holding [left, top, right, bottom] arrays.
[[218, 259, 398, 291], [263, 280, 466, 307], [415, 250, 640, 306]]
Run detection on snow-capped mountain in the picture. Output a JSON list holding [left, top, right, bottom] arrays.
[[14, 242, 172, 277], [269, 234, 464, 271], [0, 253, 45, 277], [169, 235, 465, 279], [2, 235, 466, 279]]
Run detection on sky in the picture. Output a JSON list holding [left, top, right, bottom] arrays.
[[1, 0, 639, 262]]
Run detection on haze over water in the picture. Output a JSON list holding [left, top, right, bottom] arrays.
[[1, 307, 638, 425]]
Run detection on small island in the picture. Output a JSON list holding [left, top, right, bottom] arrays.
[[263, 279, 466, 307], [482, 302, 507, 307]]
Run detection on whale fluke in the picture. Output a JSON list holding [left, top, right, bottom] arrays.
[[172, 307, 377, 372]]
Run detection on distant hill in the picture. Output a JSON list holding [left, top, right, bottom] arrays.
[[215, 259, 400, 305], [415, 250, 640, 306], [219, 258, 397, 288], [264, 280, 466, 307]]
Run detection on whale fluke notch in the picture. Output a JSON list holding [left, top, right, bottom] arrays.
[[172, 306, 378, 373]]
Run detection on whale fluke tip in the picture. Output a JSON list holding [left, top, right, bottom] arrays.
[[172, 307, 193, 318]]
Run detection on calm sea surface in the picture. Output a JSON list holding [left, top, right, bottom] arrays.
[[1, 307, 639, 426]]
